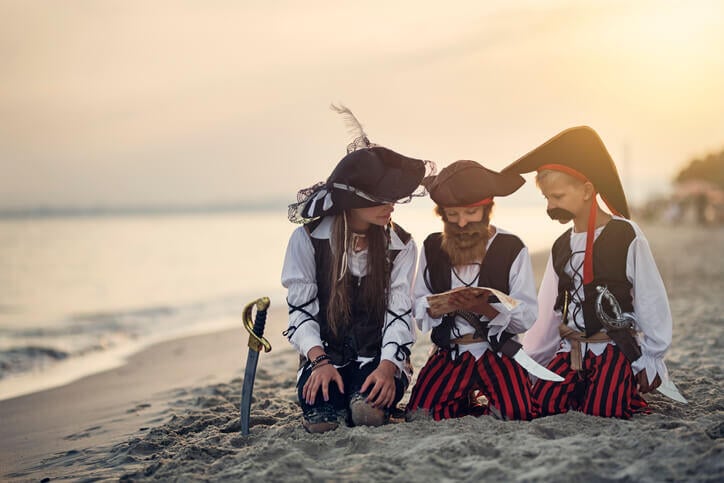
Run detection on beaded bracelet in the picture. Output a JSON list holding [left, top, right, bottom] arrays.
[[310, 354, 331, 369], [311, 360, 331, 371]]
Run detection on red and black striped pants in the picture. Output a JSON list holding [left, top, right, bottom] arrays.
[[532, 343, 648, 419], [406, 348, 538, 421]]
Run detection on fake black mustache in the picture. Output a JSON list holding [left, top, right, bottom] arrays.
[[547, 207, 575, 221]]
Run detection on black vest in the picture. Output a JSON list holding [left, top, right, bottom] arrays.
[[306, 219, 411, 365], [423, 231, 524, 347], [552, 219, 635, 337]]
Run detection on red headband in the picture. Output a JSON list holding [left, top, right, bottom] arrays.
[[538, 164, 589, 183], [464, 197, 494, 207]]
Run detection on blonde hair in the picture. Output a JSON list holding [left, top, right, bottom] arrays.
[[535, 169, 584, 188]]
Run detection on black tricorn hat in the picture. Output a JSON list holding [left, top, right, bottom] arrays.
[[290, 146, 430, 222], [423, 160, 524, 207], [503, 126, 630, 218]]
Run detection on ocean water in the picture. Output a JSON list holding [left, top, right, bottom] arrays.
[[0, 202, 563, 400]]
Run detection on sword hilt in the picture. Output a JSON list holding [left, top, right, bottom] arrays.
[[595, 285, 634, 330], [243, 297, 272, 353]]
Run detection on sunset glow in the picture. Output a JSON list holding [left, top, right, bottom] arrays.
[[1, 0, 722, 208]]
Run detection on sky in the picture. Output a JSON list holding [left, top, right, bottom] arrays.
[[1, 0, 723, 209]]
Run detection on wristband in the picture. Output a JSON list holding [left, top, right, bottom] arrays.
[[310, 354, 331, 368], [311, 360, 331, 371]]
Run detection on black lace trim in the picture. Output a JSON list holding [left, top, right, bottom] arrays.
[[566, 250, 586, 332], [283, 296, 318, 340], [382, 341, 412, 362], [382, 308, 411, 333]]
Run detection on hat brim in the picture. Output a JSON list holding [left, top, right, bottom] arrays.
[[427, 160, 525, 207]]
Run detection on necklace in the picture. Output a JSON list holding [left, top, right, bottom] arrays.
[[351, 232, 367, 253], [451, 263, 482, 287]]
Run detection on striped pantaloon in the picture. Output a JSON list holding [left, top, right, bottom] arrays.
[[406, 348, 538, 421], [532, 343, 649, 419]]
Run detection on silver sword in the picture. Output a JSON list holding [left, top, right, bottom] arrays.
[[457, 309, 564, 382], [512, 349, 564, 382], [494, 336, 564, 382], [240, 297, 272, 436]]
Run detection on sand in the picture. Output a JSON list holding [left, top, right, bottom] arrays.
[[2, 222, 723, 482]]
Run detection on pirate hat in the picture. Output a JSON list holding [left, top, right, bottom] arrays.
[[503, 126, 630, 218], [504, 126, 630, 285], [288, 105, 436, 223], [293, 146, 431, 222], [423, 160, 524, 207]]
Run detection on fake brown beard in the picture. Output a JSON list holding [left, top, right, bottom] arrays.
[[441, 220, 492, 266]]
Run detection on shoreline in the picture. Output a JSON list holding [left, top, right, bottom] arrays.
[[0, 310, 290, 479], [0, 314, 260, 402]]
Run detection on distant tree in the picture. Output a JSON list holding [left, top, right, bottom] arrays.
[[674, 148, 724, 189]]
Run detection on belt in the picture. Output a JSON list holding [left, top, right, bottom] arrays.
[[449, 334, 487, 345], [559, 323, 639, 370]]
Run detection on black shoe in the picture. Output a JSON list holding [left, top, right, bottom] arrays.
[[302, 404, 339, 434]]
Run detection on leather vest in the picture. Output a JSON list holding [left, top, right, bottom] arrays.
[[306, 219, 411, 365], [423, 231, 524, 347], [552, 219, 635, 337]]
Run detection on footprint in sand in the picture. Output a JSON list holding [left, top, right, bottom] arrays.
[[63, 425, 103, 440], [126, 403, 152, 414]]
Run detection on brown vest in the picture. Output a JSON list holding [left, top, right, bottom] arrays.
[[423, 231, 523, 347], [552, 219, 635, 337], [306, 219, 411, 365]]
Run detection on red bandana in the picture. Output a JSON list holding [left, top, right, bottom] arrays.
[[463, 197, 493, 207]]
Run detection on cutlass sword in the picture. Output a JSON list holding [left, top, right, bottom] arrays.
[[456, 309, 564, 382], [240, 297, 272, 436], [656, 379, 688, 404], [491, 334, 564, 382], [512, 348, 565, 382]]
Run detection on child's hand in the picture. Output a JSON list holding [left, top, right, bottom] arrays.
[[360, 360, 397, 409], [303, 363, 344, 405], [449, 289, 499, 319], [636, 370, 662, 394]]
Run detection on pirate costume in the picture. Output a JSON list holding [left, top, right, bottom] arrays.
[[282, 112, 435, 432], [405, 161, 539, 421], [504, 126, 674, 419]]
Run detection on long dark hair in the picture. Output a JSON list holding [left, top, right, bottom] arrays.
[[326, 212, 390, 336]]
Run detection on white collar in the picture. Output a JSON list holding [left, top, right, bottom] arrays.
[[309, 216, 407, 250]]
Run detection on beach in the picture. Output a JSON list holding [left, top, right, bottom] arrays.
[[2, 221, 723, 482]]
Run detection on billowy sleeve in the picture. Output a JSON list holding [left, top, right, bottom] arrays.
[[280, 226, 323, 358], [412, 246, 443, 334], [487, 245, 538, 337], [627, 231, 672, 384], [381, 237, 418, 374], [523, 254, 563, 367]]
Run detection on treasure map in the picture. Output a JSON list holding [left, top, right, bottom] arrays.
[[426, 286, 519, 317]]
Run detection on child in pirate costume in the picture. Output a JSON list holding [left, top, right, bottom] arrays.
[[405, 160, 539, 421], [282, 109, 435, 433], [503, 126, 675, 419]]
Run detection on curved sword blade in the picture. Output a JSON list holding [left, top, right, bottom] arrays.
[[656, 379, 688, 404], [513, 350, 564, 382], [240, 350, 260, 436], [239, 297, 270, 436]]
